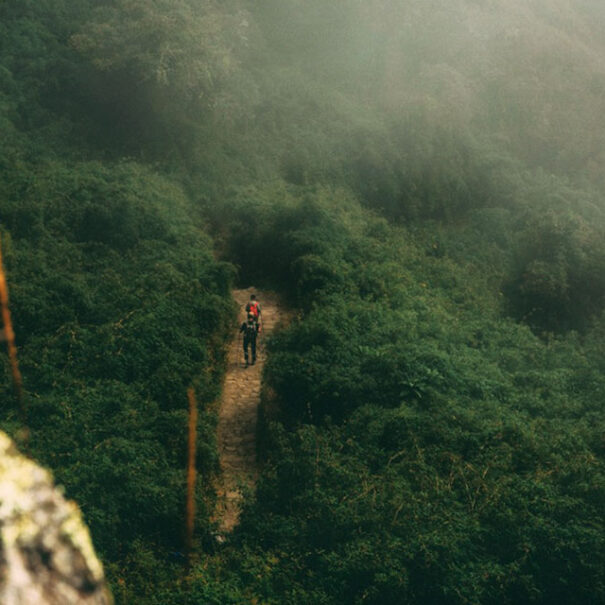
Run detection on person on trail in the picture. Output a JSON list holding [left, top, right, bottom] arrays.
[[240, 312, 260, 367], [245, 294, 262, 332]]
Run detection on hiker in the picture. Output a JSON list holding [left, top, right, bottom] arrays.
[[240, 312, 259, 366], [245, 294, 262, 331]]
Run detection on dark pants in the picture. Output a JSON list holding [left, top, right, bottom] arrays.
[[243, 334, 257, 363]]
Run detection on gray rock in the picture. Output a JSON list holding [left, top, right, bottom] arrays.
[[0, 431, 112, 604]]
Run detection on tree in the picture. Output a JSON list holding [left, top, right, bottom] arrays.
[[70, 0, 250, 156]]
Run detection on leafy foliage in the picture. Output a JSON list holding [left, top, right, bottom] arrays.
[[0, 144, 235, 600], [2, 0, 605, 603], [207, 191, 605, 604]]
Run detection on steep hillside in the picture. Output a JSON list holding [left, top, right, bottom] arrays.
[[1, 1, 604, 603]]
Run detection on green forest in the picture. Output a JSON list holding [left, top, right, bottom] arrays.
[[1, 0, 604, 603]]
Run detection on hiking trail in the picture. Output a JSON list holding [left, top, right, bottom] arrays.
[[214, 288, 287, 534]]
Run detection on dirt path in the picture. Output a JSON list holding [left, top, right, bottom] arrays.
[[214, 288, 286, 534]]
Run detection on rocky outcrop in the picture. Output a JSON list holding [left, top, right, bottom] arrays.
[[0, 431, 112, 604]]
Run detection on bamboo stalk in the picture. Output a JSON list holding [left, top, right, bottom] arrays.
[[186, 387, 198, 562], [0, 234, 26, 429]]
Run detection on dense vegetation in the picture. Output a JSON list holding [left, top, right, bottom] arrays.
[[1, 1, 604, 603]]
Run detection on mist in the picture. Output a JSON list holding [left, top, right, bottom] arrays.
[[1, 1, 604, 602]]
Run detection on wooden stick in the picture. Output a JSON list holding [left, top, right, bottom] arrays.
[[0, 234, 26, 428], [186, 387, 198, 562]]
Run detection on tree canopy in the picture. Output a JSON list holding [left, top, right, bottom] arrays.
[[1, 0, 604, 602]]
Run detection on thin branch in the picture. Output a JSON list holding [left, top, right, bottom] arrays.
[[0, 233, 27, 443]]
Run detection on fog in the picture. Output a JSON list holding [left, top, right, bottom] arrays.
[[249, 0, 605, 186], [2, 2, 605, 601]]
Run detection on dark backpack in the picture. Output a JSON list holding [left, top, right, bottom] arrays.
[[244, 321, 257, 338]]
